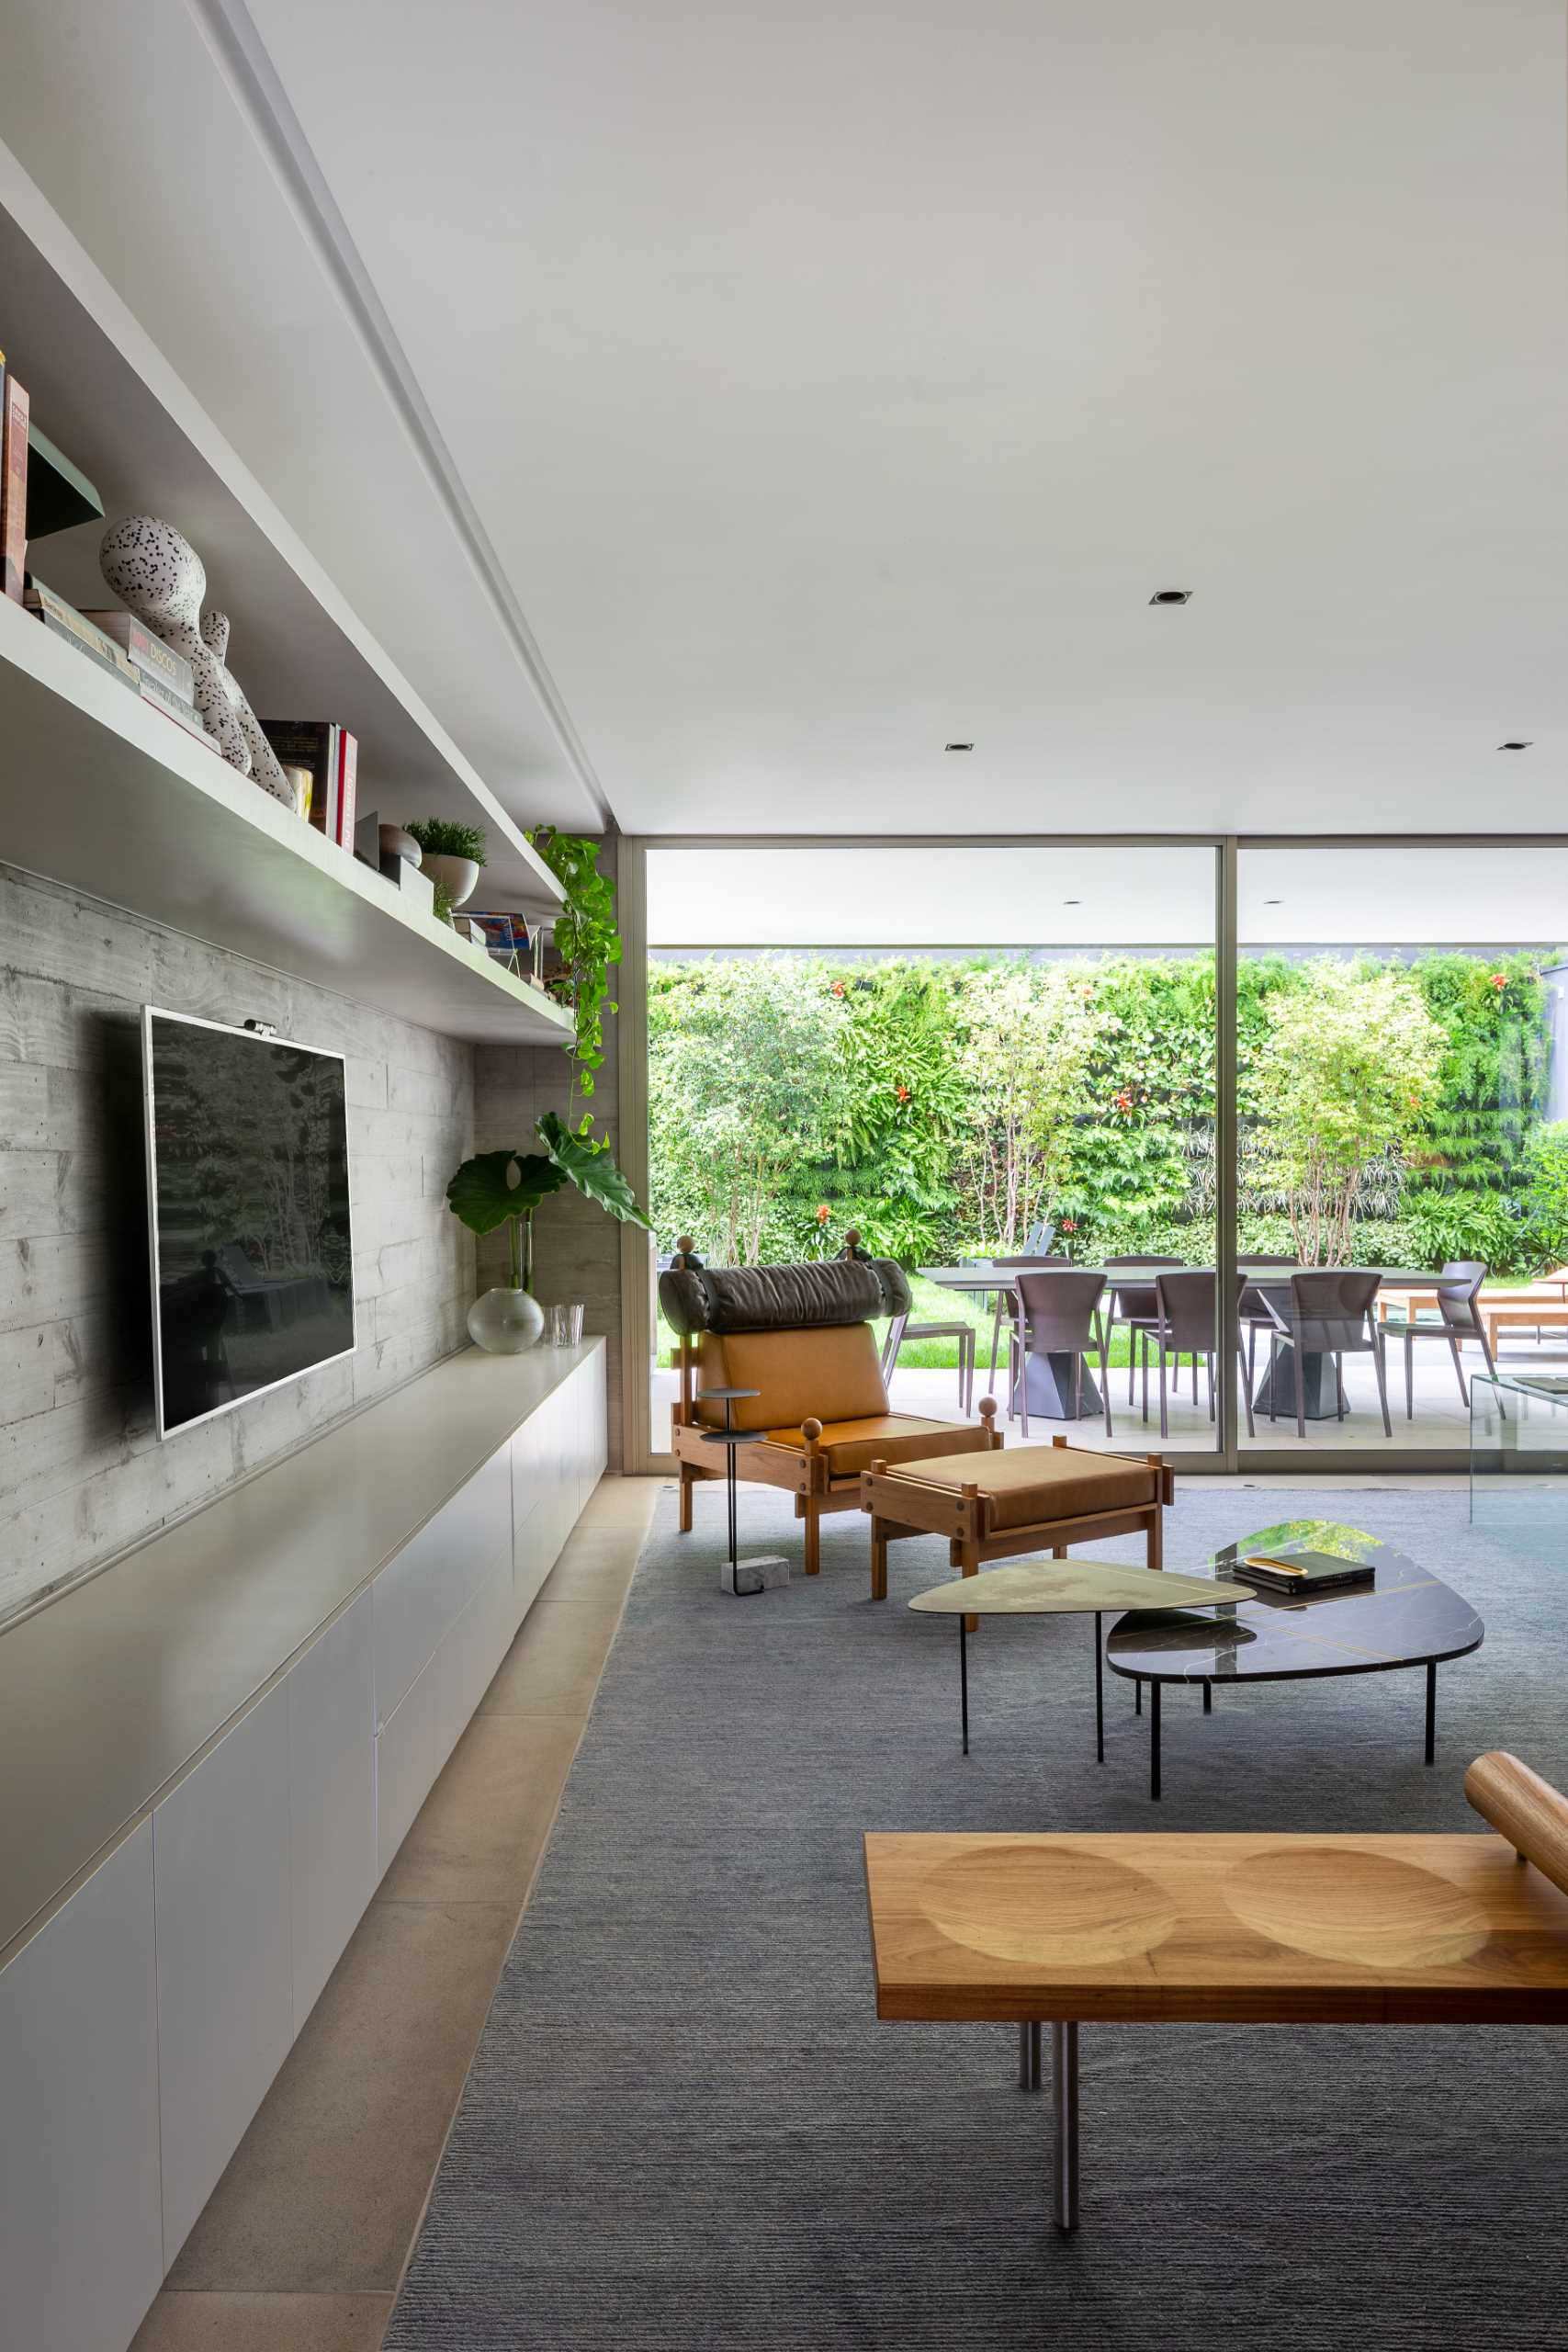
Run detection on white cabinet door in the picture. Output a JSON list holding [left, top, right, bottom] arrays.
[[375, 1554, 512, 1876], [154, 1685, 294, 2262], [288, 1590, 377, 2032], [590, 1345, 609, 1487], [0, 1821, 164, 2352], [374, 1442, 512, 1724]]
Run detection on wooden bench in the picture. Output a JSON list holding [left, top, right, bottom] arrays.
[[863, 1750, 1568, 2233]]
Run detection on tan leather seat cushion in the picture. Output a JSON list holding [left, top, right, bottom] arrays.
[[694, 1325, 887, 1431], [762, 1416, 991, 1478], [883, 1442, 1158, 1530]]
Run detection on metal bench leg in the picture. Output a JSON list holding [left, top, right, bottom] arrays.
[[1052, 2022, 1079, 2232], [1019, 2018, 1042, 2090]]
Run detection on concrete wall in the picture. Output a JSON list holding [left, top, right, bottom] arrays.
[[473, 836, 624, 1470], [0, 862, 475, 1624]]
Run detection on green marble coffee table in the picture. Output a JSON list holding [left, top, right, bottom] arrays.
[[910, 1558, 1252, 1763]]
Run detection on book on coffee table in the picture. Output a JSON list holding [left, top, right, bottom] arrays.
[[1235, 1549, 1376, 1594]]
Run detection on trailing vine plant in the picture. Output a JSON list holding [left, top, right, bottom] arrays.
[[527, 828, 621, 1125]]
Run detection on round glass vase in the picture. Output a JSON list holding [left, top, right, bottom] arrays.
[[467, 1214, 543, 1352], [467, 1286, 544, 1353]]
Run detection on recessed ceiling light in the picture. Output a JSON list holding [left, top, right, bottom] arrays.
[[1264, 898, 1282, 905], [1149, 588, 1192, 605], [944, 741, 974, 752], [1063, 898, 1081, 906], [1499, 740, 1533, 751]]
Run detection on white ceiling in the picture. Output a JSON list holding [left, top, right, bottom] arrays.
[[647, 843, 1568, 949], [4, 3, 1568, 840]]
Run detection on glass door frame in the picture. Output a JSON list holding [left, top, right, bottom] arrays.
[[618, 831, 1568, 1477]]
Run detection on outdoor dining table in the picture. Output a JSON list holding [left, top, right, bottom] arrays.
[[920, 1261, 1442, 1425]]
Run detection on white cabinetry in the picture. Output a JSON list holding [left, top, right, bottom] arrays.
[[374, 1440, 513, 1723], [0, 1822, 164, 2352], [288, 1590, 377, 2030], [153, 1687, 294, 2262], [0, 1338, 607, 2351]]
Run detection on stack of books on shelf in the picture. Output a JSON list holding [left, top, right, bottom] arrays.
[[258, 720, 359, 854], [80, 604, 207, 743]]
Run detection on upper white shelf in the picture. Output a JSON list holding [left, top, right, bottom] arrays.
[[0, 152, 567, 920], [0, 593, 576, 1046]]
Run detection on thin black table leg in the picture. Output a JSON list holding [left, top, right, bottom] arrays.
[[1094, 1613, 1104, 1764], [960, 1616, 969, 1757], [1134, 1677, 1143, 1716], [1150, 1679, 1161, 1802], [1425, 1658, 1437, 1766], [1203, 1679, 1212, 1715], [1052, 2022, 1079, 2233]]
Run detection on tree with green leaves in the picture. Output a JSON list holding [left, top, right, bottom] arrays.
[[649, 958, 853, 1263], [956, 963, 1109, 1251], [1253, 963, 1446, 1265]]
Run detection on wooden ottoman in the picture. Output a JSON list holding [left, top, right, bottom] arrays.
[[860, 1431, 1171, 1603]]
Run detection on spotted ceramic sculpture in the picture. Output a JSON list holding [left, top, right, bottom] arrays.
[[198, 609, 292, 801], [98, 517, 292, 804]]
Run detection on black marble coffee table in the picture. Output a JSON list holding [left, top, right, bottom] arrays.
[[1104, 1520, 1483, 1800]]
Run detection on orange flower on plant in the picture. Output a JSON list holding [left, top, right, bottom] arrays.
[[816, 1204, 830, 1224], [895, 1083, 910, 1101], [1490, 973, 1508, 990], [830, 980, 846, 996]]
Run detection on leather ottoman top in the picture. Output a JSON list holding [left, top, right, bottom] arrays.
[[875, 1442, 1158, 1531]]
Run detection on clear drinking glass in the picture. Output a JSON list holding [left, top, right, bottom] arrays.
[[550, 1302, 586, 1346]]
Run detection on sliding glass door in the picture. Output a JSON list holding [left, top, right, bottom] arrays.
[[627, 840, 1221, 1465], [1234, 842, 1568, 1464]]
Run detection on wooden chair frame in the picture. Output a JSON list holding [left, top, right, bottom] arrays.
[[670, 1333, 998, 1575]]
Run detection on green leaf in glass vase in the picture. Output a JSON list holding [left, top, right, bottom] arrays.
[[446, 1148, 566, 1234], [536, 1112, 651, 1226]]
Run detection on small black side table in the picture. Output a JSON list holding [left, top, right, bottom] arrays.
[[696, 1389, 790, 1596]]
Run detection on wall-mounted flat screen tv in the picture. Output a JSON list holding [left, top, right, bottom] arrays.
[[142, 1007, 355, 1438]]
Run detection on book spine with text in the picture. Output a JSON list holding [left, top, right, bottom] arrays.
[[139, 667, 213, 745], [1, 370, 28, 603], [80, 609, 195, 702], [334, 729, 357, 849], [259, 720, 339, 838], [24, 581, 141, 689]]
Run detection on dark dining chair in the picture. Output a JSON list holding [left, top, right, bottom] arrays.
[[1104, 1255, 1184, 1405], [1137, 1271, 1254, 1440], [984, 1246, 1061, 1402], [1237, 1255, 1299, 1390], [1010, 1269, 1111, 1439], [1381, 1261, 1496, 1415], [1265, 1268, 1393, 1440]]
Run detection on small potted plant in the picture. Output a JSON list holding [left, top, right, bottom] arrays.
[[405, 818, 486, 912]]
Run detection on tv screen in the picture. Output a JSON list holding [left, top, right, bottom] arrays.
[[142, 1007, 355, 1437]]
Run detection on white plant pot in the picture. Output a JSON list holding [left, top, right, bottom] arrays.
[[467, 1286, 544, 1352], [422, 854, 481, 910]]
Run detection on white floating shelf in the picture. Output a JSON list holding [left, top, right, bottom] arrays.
[[0, 151, 569, 923], [0, 594, 576, 1046]]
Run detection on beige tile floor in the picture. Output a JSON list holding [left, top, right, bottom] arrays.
[[130, 1476, 663, 2352]]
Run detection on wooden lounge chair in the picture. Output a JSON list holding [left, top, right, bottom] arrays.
[[662, 1249, 998, 1575], [864, 1749, 1568, 2233]]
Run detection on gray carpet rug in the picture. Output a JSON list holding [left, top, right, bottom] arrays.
[[385, 1483, 1568, 2349]]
